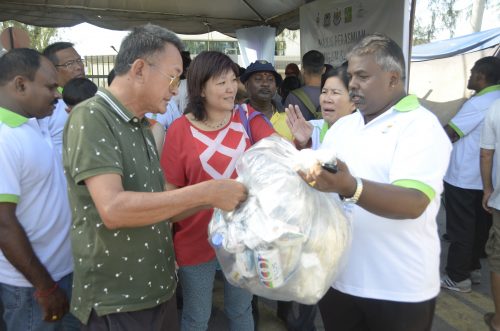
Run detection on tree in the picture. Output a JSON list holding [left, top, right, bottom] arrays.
[[413, 0, 459, 45], [0, 21, 58, 51]]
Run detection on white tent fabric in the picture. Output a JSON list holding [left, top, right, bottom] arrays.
[[0, 0, 307, 35], [411, 27, 500, 62]]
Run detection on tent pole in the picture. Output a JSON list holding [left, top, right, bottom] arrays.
[[407, 0, 417, 89]]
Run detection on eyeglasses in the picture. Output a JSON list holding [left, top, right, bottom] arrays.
[[147, 63, 181, 89], [55, 58, 84, 69]]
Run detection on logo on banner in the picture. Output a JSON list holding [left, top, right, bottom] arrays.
[[345, 7, 353, 23], [323, 13, 331, 27], [333, 9, 342, 26]]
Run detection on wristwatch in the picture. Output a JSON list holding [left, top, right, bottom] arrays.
[[343, 177, 363, 204]]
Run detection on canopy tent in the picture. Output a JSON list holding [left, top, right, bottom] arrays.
[[0, 0, 307, 35], [411, 27, 500, 62]]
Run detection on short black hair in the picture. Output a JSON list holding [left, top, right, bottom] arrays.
[[0, 48, 41, 85], [321, 61, 350, 90], [107, 68, 116, 86], [42, 42, 75, 65], [279, 75, 301, 102], [302, 50, 325, 75], [62, 77, 97, 106], [180, 50, 192, 79], [473, 56, 500, 85]]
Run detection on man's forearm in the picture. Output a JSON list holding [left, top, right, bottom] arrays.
[[357, 180, 430, 220], [0, 208, 55, 290], [480, 148, 495, 190]]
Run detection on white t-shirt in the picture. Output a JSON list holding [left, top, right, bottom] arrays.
[[171, 79, 188, 114], [0, 108, 73, 287], [309, 119, 325, 150], [38, 98, 68, 159], [321, 95, 452, 302], [480, 98, 500, 209], [444, 86, 500, 189], [146, 99, 182, 131]]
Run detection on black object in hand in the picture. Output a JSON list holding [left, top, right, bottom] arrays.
[[321, 162, 338, 173]]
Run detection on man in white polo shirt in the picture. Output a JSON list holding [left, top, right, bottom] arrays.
[[480, 98, 500, 330], [441, 56, 500, 293], [288, 34, 451, 330], [0, 48, 76, 330]]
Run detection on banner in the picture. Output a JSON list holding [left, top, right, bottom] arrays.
[[236, 26, 276, 67], [300, 0, 410, 67]]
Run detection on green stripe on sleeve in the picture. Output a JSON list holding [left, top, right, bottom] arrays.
[[448, 121, 464, 138], [0, 194, 19, 203], [0, 107, 28, 128], [392, 179, 435, 201]]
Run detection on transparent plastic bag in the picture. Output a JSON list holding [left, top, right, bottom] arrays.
[[208, 136, 351, 304]]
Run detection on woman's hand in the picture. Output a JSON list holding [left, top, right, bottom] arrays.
[[285, 104, 313, 148]]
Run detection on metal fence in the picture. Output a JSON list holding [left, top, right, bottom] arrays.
[[83, 54, 301, 87], [84, 55, 115, 87]]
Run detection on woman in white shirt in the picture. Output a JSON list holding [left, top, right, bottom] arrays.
[[286, 62, 355, 149]]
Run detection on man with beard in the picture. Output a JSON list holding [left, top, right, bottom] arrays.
[[441, 56, 500, 293], [240, 60, 292, 140], [0, 48, 77, 330], [289, 34, 452, 330]]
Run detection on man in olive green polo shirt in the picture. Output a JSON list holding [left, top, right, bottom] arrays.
[[63, 24, 247, 330]]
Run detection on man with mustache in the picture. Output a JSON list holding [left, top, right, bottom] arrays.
[[241, 60, 292, 140], [241, 60, 315, 329], [0, 48, 77, 330], [294, 34, 452, 330]]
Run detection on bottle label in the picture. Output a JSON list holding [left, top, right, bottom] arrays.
[[254, 248, 284, 288]]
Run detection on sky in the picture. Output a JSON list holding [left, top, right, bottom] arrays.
[[58, 24, 128, 56], [57, 0, 499, 56]]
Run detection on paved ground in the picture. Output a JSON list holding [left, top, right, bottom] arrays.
[[207, 205, 495, 331], [0, 205, 491, 330]]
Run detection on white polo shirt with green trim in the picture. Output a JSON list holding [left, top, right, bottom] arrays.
[[444, 85, 500, 189], [0, 107, 73, 287], [38, 97, 68, 159], [480, 98, 500, 209], [321, 95, 452, 302]]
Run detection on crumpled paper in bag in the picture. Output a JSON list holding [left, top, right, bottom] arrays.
[[208, 136, 351, 304]]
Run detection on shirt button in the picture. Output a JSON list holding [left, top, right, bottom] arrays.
[[133, 118, 139, 123]]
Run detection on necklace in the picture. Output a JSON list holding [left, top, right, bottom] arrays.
[[201, 112, 231, 129]]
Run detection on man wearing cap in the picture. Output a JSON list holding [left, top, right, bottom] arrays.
[[240, 60, 293, 140], [242, 60, 314, 329]]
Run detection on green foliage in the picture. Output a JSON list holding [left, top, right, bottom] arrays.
[[0, 21, 59, 51], [413, 0, 460, 45]]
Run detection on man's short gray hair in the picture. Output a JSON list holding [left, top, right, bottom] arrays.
[[347, 33, 406, 82], [114, 24, 184, 75]]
